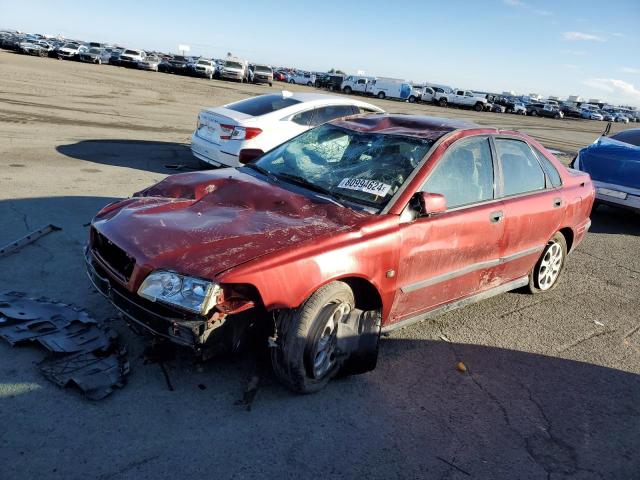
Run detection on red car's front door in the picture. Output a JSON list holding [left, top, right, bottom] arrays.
[[389, 136, 506, 325]]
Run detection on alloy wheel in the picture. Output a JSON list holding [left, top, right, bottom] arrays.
[[537, 240, 563, 290], [311, 302, 351, 378]]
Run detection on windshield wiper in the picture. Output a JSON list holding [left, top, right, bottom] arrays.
[[244, 163, 279, 183], [274, 172, 346, 207]]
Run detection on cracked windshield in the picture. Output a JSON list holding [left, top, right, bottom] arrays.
[[252, 123, 433, 208]]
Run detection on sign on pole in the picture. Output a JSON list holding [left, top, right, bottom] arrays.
[[178, 44, 191, 54]]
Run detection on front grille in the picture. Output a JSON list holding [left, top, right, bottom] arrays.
[[92, 230, 135, 281]]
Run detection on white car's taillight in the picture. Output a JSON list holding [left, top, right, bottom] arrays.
[[219, 124, 262, 141]]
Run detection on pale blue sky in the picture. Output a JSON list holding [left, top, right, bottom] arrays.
[[2, 0, 639, 105]]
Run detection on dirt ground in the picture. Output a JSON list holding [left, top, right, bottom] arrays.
[[0, 50, 638, 480]]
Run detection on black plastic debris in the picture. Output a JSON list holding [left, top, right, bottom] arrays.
[[38, 347, 129, 401], [0, 291, 129, 400]]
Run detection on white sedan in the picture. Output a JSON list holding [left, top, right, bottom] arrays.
[[191, 92, 384, 167]]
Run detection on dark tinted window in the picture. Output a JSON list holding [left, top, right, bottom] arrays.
[[227, 94, 301, 117], [610, 129, 640, 147], [496, 139, 546, 196], [421, 137, 494, 209], [357, 107, 379, 114], [291, 109, 314, 126], [532, 147, 562, 187], [311, 105, 356, 126]]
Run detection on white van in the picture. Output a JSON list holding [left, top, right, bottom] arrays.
[[341, 75, 375, 95], [221, 57, 248, 82], [368, 78, 421, 102]]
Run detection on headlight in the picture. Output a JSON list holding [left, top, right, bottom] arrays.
[[137, 270, 221, 315]]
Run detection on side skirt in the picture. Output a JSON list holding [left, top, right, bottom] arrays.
[[381, 276, 529, 333]]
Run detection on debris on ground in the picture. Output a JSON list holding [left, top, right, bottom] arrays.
[[0, 291, 129, 400], [456, 361, 467, 373], [0, 224, 61, 258], [594, 320, 605, 327]]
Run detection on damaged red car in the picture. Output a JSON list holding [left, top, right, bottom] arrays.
[[86, 114, 594, 393]]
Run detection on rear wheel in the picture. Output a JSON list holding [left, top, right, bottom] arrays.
[[306, 81, 312, 86], [439, 98, 448, 107], [554, 113, 561, 119], [377, 91, 386, 99], [343, 86, 352, 94], [528, 232, 567, 294], [408, 95, 417, 103], [531, 110, 538, 116], [474, 102, 484, 112], [289, 79, 295, 84], [271, 281, 355, 393]]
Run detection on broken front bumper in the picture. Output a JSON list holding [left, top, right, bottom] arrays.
[[85, 249, 214, 351]]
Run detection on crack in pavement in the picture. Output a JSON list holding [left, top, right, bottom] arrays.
[[96, 454, 161, 480], [556, 328, 617, 354], [8, 202, 31, 232]]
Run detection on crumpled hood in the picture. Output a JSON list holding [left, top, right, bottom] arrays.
[[92, 168, 370, 280]]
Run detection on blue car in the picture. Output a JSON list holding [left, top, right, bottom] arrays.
[[572, 129, 640, 212]]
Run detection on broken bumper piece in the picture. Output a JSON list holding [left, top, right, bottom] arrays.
[[85, 250, 219, 353], [0, 291, 129, 400]]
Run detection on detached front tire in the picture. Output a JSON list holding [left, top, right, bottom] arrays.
[[271, 281, 355, 393], [528, 232, 567, 294]]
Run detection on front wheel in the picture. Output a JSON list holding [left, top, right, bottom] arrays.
[[271, 281, 355, 393], [474, 102, 484, 112], [408, 95, 416, 103], [377, 91, 385, 99], [289, 79, 295, 84], [528, 232, 567, 293], [343, 86, 352, 94], [439, 98, 448, 107]]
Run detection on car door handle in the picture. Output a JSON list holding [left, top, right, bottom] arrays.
[[489, 211, 504, 223], [553, 198, 562, 208]]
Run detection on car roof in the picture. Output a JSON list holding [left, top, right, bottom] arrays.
[[330, 114, 479, 140]]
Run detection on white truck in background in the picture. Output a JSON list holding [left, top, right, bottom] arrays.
[[368, 78, 421, 102], [435, 88, 488, 111], [341, 75, 375, 95], [221, 57, 249, 82]]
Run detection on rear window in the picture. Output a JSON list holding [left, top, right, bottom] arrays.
[[124, 49, 139, 55], [226, 61, 242, 69], [610, 130, 640, 147], [226, 95, 301, 117]]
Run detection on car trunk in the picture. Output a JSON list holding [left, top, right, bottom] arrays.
[[197, 108, 253, 145]]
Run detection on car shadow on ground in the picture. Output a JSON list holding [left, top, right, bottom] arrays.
[[1, 332, 638, 479], [589, 204, 640, 236], [56, 139, 207, 174]]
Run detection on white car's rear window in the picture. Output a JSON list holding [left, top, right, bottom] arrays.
[[226, 95, 302, 117]]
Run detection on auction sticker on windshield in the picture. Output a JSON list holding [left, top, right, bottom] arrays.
[[338, 178, 392, 196]]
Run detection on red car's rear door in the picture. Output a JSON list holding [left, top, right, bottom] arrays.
[[389, 136, 505, 324], [491, 137, 565, 282]]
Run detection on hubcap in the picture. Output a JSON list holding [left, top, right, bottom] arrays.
[[537, 240, 563, 290], [312, 302, 351, 378]]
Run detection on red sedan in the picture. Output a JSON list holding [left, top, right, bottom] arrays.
[[86, 114, 594, 393]]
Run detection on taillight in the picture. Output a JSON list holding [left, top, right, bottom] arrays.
[[219, 125, 262, 141], [219, 124, 235, 140]]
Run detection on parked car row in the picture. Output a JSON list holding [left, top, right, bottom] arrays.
[[0, 31, 274, 86], [3, 30, 638, 122]]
